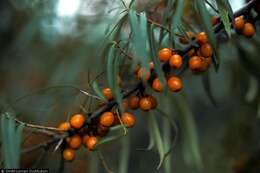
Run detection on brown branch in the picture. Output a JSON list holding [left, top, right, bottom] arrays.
[[21, 0, 259, 154]]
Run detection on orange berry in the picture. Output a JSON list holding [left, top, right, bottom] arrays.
[[234, 16, 245, 31], [137, 68, 151, 80], [102, 87, 113, 100], [152, 78, 163, 92], [68, 135, 82, 149], [211, 16, 219, 26], [58, 122, 71, 131], [122, 99, 129, 111], [129, 96, 140, 109], [70, 114, 85, 129], [167, 76, 182, 92], [139, 97, 152, 111], [148, 95, 157, 109], [158, 48, 172, 62], [121, 112, 136, 128], [100, 112, 114, 127], [169, 54, 183, 69], [82, 134, 90, 145], [63, 148, 75, 161], [243, 22, 255, 38], [85, 136, 98, 151], [199, 43, 213, 57], [196, 32, 208, 45], [189, 56, 203, 72]]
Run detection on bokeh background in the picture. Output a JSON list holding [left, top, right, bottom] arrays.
[[0, 0, 260, 172]]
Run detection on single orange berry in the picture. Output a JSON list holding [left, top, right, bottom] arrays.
[[211, 16, 219, 26], [102, 87, 113, 100], [234, 16, 245, 31], [189, 56, 203, 72], [152, 78, 163, 92], [85, 136, 98, 151], [158, 48, 172, 62], [68, 135, 82, 149], [243, 22, 255, 38], [70, 114, 85, 129], [139, 97, 153, 111], [121, 112, 136, 128], [199, 43, 213, 57], [129, 96, 140, 109], [63, 148, 75, 161], [167, 76, 182, 92], [137, 68, 151, 80], [169, 54, 183, 69], [148, 95, 157, 109], [196, 32, 208, 45], [100, 112, 115, 127], [58, 122, 71, 131]]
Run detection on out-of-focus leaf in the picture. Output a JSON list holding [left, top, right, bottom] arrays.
[[171, 0, 186, 34], [119, 134, 130, 173], [196, 0, 218, 69], [202, 72, 217, 106], [1, 113, 24, 168], [170, 95, 203, 170], [216, 1, 232, 37], [148, 113, 165, 169], [245, 76, 258, 102]]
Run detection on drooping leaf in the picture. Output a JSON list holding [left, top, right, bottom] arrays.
[[148, 113, 165, 169], [202, 72, 217, 106], [149, 25, 166, 87], [216, 0, 232, 37], [91, 81, 106, 101], [170, 95, 203, 170], [128, 10, 150, 72], [119, 134, 130, 173]]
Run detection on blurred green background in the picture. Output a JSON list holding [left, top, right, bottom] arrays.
[[0, 0, 260, 173]]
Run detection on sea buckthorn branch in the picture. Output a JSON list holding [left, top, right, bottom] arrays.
[[21, 0, 259, 160]]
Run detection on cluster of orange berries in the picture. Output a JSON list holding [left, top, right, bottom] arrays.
[[234, 15, 256, 37]]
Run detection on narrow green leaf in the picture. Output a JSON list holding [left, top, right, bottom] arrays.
[[119, 135, 130, 173], [202, 72, 217, 106], [171, 0, 187, 32], [216, 1, 232, 37], [149, 25, 166, 87], [148, 113, 165, 169], [170, 95, 203, 170], [91, 81, 106, 101]]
